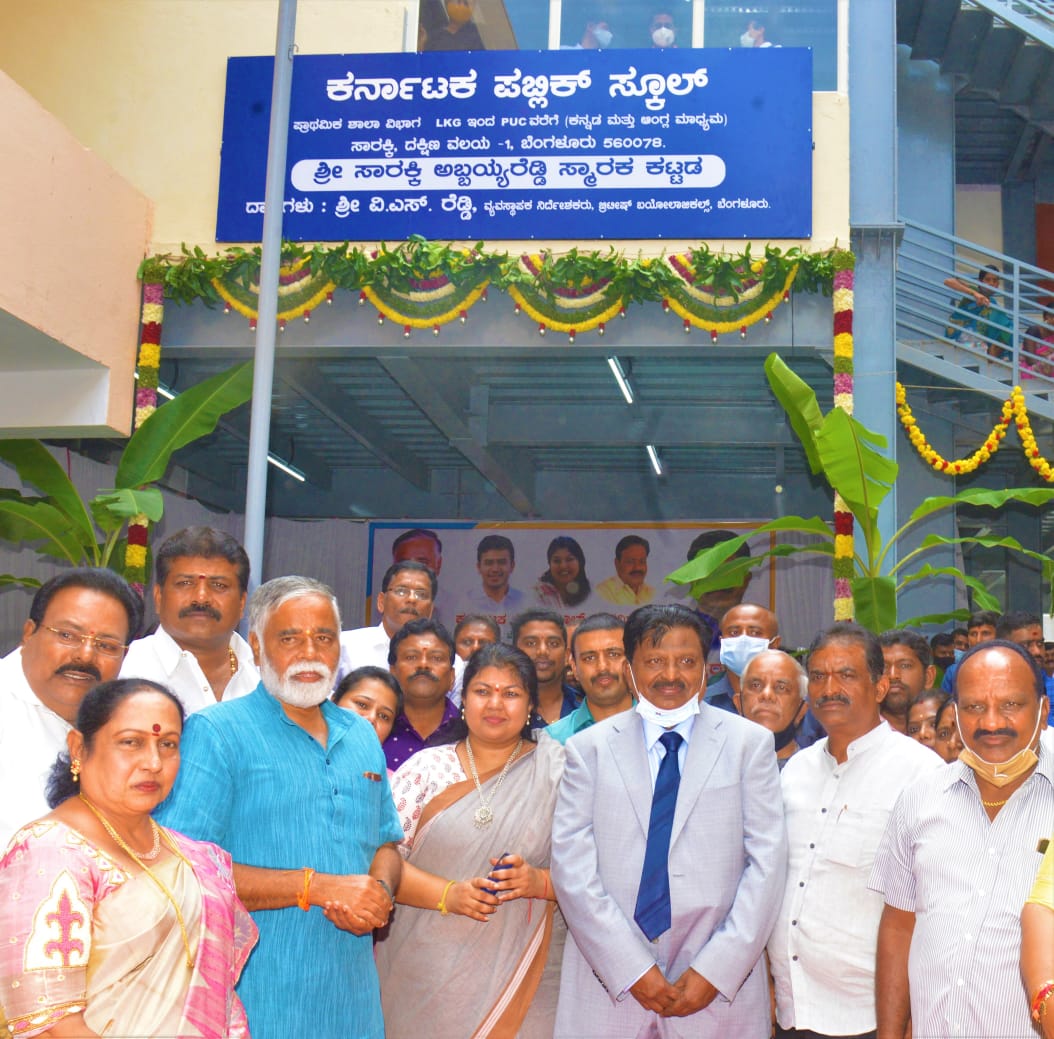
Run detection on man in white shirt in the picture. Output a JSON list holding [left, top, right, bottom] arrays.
[[338, 561, 437, 679], [120, 526, 257, 714], [0, 568, 142, 846], [768, 622, 940, 1039]]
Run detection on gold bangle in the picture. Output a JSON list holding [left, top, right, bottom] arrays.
[[437, 879, 456, 915], [296, 867, 315, 912]]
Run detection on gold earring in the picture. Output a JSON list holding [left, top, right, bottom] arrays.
[[70, 758, 82, 781]]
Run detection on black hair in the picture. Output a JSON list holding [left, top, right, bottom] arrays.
[[538, 536, 591, 606], [45, 678, 184, 807], [879, 629, 933, 670], [967, 610, 1001, 631], [387, 616, 455, 667], [29, 568, 144, 642], [996, 610, 1042, 638], [380, 560, 437, 599], [476, 534, 515, 563], [930, 632, 955, 652], [333, 665, 404, 716], [806, 622, 885, 683], [954, 639, 1046, 701], [510, 608, 567, 647], [427, 643, 539, 747], [687, 529, 752, 562], [623, 604, 712, 660], [392, 527, 443, 556], [952, 627, 968, 640], [614, 534, 649, 560], [910, 689, 949, 713], [453, 613, 501, 643], [570, 612, 626, 658], [155, 526, 250, 593]]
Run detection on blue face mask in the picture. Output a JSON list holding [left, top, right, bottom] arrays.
[[953, 648, 965, 663], [719, 634, 771, 677]]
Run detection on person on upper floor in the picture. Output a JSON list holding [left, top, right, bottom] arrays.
[[120, 525, 258, 715]]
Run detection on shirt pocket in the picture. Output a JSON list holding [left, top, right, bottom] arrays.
[[823, 807, 890, 870]]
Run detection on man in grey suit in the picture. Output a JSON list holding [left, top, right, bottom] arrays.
[[551, 604, 787, 1038]]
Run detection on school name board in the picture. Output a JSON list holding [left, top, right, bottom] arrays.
[[216, 47, 812, 241]]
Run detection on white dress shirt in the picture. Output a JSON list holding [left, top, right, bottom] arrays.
[[768, 721, 941, 1035], [120, 626, 259, 715], [337, 622, 392, 682], [869, 743, 1054, 1039], [0, 648, 72, 848]]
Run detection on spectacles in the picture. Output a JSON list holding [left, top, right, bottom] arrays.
[[41, 625, 127, 658], [386, 586, 432, 601]]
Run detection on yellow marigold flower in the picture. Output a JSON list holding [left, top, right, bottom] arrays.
[[835, 534, 854, 557], [138, 343, 161, 368], [833, 333, 853, 356], [833, 599, 854, 621], [125, 545, 148, 568]]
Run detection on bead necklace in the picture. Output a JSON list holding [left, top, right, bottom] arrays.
[[79, 795, 195, 969], [465, 737, 524, 828], [228, 646, 238, 675]]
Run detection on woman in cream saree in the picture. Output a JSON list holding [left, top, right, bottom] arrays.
[[377, 643, 566, 1039]]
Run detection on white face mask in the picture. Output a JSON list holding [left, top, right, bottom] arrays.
[[630, 670, 702, 727], [593, 27, 613, 48], [740, 31, 755, 47], [719, 634, 772, 677], [652, 26, 675, 47]]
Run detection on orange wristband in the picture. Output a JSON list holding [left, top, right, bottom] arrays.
[[296, 868, 315, 911]]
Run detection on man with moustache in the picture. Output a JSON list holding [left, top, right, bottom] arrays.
[[768, 623, 939, 1039], [338, 560, 436, 679], [597, 535, 655, 607], [385, 616, 459, 771], [513, 608, 580, 726], [878, 630, 937, 735], [546, 613, 633, 744], [390, 527, 451, 627], [156, 576, 402, 1039], [552, 604, 787, 1038], [0, 568, 142, 846], [735, 650, 810, 769], [120, 526, 258, 713], [872, 641, 1052, 1039]]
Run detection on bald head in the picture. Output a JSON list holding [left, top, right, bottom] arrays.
[[736, 650, 808, 750], [720, 604, 780, 642]]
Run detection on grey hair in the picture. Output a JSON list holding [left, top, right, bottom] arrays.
[[741, 649, 808, 700], [247, 576, 341, 639]]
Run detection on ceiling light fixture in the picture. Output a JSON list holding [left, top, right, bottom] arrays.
[[606, 356, 635, 404], [646, 444, 664, 476]]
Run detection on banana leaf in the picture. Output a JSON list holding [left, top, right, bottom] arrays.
[[898, 608, 972, 628], [906, 486, 1054, 525], [814, 409, 897, 531], [0, 500, 91, 565], [896, 563, 1002, 612], [763, 354, 824, 474], [91, 488, 165, 533], [851, 575, 898, 633], [116, 361, 254, 489]]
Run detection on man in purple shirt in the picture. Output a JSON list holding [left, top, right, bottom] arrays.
[[384, 617, 459, 771]]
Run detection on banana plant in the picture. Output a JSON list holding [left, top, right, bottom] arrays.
[[0, 361, 254, 588], [667, 353, 1054, 633]]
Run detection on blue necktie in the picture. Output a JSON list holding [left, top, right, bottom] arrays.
[[634, 730, 683, 941]]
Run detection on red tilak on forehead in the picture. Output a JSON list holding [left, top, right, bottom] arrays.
[[152, 723, 161, 733]]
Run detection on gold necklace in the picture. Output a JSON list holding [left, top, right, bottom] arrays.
[[79, 795, 196, 969], [981, 796, 1009, 808], [228, 646, 238, 675]]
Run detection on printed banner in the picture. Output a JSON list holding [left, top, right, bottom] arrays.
[[216, 47, 812, 241]]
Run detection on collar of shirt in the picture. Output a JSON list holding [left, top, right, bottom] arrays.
[[253, 680, 355, 750], [393, 696, 460, 742], [148, 624, 253, 676], [1, 646, 70, 721], [820, 717, 891, 771], [640, 712, 696, 787], [947, 733, 1054, 797]]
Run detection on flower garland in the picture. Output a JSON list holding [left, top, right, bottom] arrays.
[[831, 252, 855, 621], [212, 255, 335, 331], [364, 271, 491, 334], [896, 383, 1053, 483], [507, 254, 626, 339], [124, 279, 164, 591]]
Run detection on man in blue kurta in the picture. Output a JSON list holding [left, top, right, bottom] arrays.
[[157, 576, 402, 1039]]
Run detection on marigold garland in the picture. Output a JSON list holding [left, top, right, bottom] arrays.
[[896, 383, 1053, 483], [212, 255, 336, 329], [831, 253, 855, 621]]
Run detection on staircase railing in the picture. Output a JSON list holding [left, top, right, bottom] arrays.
[[896, 219, 1054, 394], [966, 0, 1054, 45]]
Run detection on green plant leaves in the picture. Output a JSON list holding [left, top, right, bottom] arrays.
[[897, 564, 1002, 612], [907, 486, 1054, 525], [91, 488, 165, 533], [764, 354, 824, 474], [815, 409, 897, 530], [0, 500, 93, 565], [116, 362, 254, 489], [851, 575, 898, 633]]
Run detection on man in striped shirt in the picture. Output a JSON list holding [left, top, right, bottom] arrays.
[[872, 640, 1052, 1039]]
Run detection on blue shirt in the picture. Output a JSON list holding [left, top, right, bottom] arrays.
[[530, 683, 581, 730], [156, 684, 402, 1039]]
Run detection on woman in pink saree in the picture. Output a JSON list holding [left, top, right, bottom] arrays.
[[0, 679, 256, 1039], [377, 643, 566, 1038]]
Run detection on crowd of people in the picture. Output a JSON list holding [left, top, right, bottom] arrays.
[[0, 523, 1051, 1039]]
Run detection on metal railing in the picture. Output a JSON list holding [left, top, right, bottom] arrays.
[[965, 0, 1054, 44], [896, 219, 1054, 394]]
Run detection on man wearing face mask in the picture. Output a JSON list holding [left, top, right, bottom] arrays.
[[552, 604, 787, 1037], [703, 604, 781, 712], [649, 10, 677, 48], [424, 0, 484, 51], [871, 640, 1052, 1039], [567, 19, 613, 49]]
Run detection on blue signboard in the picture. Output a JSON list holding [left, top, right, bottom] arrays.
[[216, 48, 812, 242]]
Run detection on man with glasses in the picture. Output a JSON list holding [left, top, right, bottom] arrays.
[[0, 567, 143, 846], [120, 525, 257, 714], [338, 561, 437, 679]]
